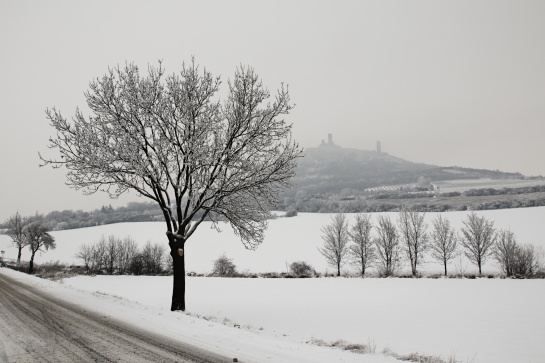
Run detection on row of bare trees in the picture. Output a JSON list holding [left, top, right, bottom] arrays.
[[319, 210, 544, 277], [75, 236, 168, 275], [3, 212, 56, 273]]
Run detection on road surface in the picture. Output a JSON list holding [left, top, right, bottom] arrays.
[[0, 271, 234, 362]]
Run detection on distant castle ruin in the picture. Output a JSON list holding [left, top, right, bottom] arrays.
[[319, 134, 384, 154], [320, 133, 338, 148]]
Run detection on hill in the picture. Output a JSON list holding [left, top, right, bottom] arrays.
[[287, 143, 526, 196], [3, 142, 543, 231], [279, 141, 545, 213]]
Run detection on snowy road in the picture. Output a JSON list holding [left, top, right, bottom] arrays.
[[0, 272, 231, 363]]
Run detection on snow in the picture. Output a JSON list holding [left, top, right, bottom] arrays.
[[60, 275, 545, 363], [2, 207, 545, 362], [0, 268, 397, 363], [2, 207, 545, 275]]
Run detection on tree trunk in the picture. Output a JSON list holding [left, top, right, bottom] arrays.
[[169, 233, 186, 311], [29, 252, 36, 274], [444, 260, 447, 276], [17, 246, 22, 264], [337, 262, 340, 277]]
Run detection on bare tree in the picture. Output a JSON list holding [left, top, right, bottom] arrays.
[[116, 236, 139, 274], [513, 243, 543, 277], [460, 212, 496, 275], [493, 229, 517, 277], [92, 238, 107, 272], [4, 212, 29, 263], [103, 235, 119, 275], [141, 241, 167, 275], [398, 207, 429, 277], [430, 215, 459, 276], [211, 254, 237, 277], [374, 215, 401, 277], [75, 242, 96, 273], [41, 60, 301, 310], [318, 213, 350, 276], [23, 214, 56, 274], [348, 213, 375, 277]]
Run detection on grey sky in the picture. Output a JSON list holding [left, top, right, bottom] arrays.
[[1, 0, 544, 221]]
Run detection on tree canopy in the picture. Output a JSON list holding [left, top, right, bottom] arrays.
[[41, 60, 301, 248], [41, 59, 301, 310]]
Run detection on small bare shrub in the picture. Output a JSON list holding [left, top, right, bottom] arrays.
[[285, 209, 297, 217], [211, 254, 237, 277], [512, 243, 543, 277], [289, 261, 315, 277]]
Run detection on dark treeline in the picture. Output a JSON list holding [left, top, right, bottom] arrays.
[[42, 202, 164, 231], [0, 204, 160, 231], [463, 184, 545, 196], [0, 202, 260, 231], [280, 186, 545, 214], [2, 186, 544, 232], [0, 202, 229, 231]]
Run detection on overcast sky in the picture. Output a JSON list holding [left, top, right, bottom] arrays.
[[1, 0, 544, 221]]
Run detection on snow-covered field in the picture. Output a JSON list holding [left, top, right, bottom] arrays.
[[2, 208, 545, 362], [0, 268, 397, 363], [60, 275, 545, 363], [2, 207, 545, 275]]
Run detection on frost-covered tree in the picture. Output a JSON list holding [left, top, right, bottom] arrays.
[[4, 212, 30, 263], [140, 241, 167, 275], [460, 212, 496, 275], [211, 254, 237, 277], [512, 243, 543, 277], [493, 229, 517, 277], [103, 235, 119, 275], [318, 213, 350, 276], [41, 59, 301, 310], [348, 213, 375, 277], [374, 215, 401, 277], [23, 214, 56, 274], [398, 207, 428, 277], [429, 215, 458, 276], [75, 242, 96, 273], [116, 236, 139, 274], [289, 261, 315, 277]]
